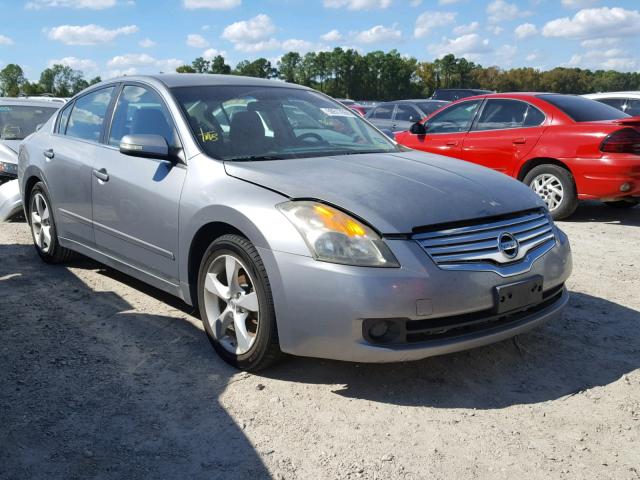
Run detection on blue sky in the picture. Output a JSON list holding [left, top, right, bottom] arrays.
[[0, 0, 639, 81]]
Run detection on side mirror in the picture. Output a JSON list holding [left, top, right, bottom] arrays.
[[409, 122, 427, 135], [120, 134, 169, 159]]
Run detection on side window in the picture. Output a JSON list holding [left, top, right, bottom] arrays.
[[523, 104, 546, 127], [425, 100, 481, 134], [596, 98, 626, 112], [394, 104, 421, 122], [372, 105, 393, 120], [66, 87, 115, 142], [624, 99, 640, 116], [56, 101, 73, 134], [475, 99, 531, 131], [109, 85, 178, 148]]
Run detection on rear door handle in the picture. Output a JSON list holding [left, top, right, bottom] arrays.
[[512, 137, 526, 145], [43, 149, 55, 159], [93, 168, 109, 182], [446, 140, 458, 146]]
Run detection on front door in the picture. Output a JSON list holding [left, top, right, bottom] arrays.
[[91, 84, 186, 284], [461, 99, 546, 175], [399, 99, 482, 160]]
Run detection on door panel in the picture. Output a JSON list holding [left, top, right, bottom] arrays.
[[46, 86, 116, 246], [392, 104, 421, 132], [92, 84, 185, 283], [368, 104, 395, 131], [462, 99, 545, 175], [92, 149, 185, 282]]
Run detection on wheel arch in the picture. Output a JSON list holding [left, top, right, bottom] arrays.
[[517, 157, 573, 182]]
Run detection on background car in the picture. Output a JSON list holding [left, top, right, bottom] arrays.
[[431, 88, 493, 102], [365, 99, 448, 133], [0, 98, 60, 221], [19, 74, 571, 371], [335, 98, 367, 116], [583, 91, 640, 117], [395, 93, 640, 219]]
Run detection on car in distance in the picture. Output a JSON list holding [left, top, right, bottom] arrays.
[[335, 98, 367, 116], [583, 91, 640, 117], [431, 88, 493, 102], [0, 97, 60, 221], [365, 99, 448, 133], [395, 93, 640, 219], [19, 75, 572, 371]]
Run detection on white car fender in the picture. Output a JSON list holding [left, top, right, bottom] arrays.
[[0, 179, 22, 222]]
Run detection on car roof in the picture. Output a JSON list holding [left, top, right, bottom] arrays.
[[101, 74, 309, 90], [0, 97, 64, 108]]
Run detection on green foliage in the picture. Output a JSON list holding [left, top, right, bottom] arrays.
[[0, 64, 26, 97]]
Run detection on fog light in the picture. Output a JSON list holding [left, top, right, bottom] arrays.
[[369, 320, 390, 339], [620, 182, 632, 192]]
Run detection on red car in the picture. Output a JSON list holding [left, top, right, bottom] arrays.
[[395, 93, 640, 219]]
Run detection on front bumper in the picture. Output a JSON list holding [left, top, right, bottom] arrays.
[[259, 228, 572, 363]]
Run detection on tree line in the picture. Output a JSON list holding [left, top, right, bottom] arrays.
[[0, 63, 101, 98], [177, 50, 640, 101], [2, 49, 639, 100]]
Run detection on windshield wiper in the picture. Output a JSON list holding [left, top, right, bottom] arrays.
[[226, 154, 287, 162]]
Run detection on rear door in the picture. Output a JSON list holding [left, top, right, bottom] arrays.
[[45, 86, 116, 246], [91, 83, 186, 284], [367, 104, 395, 131], [461, 99, 546, 175], [400, 99, 482, 159]]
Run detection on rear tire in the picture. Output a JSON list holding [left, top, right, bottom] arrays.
[[524, 164, 578, 220], [197, 234, 282, 371], [28, 182, 74, 264], [604, 200, 638, 209]]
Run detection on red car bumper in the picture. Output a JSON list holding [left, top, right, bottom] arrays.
[[567, 155, 640, 200]]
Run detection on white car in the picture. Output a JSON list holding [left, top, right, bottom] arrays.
[[582, 92, 640, 117]]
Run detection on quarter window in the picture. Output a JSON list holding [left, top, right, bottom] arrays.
[[109, 85, 178, 148], [624, 99, 640, 116], [425, 100, 481, 134], [56, 101, 73, 134], [66, 87, 115, 142], [475, 99, 544, 131]]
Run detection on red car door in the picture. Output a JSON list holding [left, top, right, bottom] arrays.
[[396, 99, 482, 160], [461, 99, 546, 176]]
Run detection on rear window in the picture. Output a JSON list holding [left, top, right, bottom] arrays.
[[539, 94, 629, 122]]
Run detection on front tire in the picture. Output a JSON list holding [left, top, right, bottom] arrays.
[[28, 182, 74, 264], [524, 164, 578, 220], [197, 234, 282, 371]]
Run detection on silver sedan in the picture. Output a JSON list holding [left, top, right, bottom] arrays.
[[19, 75, 572, 371]]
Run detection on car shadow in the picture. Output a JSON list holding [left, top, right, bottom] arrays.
[[563, 201, 640, 226], [0, 244, 271, 480], [263, 290, 639, 409]]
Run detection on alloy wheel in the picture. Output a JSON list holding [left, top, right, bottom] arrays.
[[203, 254, 260, 355], [530, 173, 564, 212], [31, 192, 53, 254]]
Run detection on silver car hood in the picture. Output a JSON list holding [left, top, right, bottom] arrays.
[[224, 150, 546, 234]]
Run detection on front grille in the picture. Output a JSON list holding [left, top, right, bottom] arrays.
[[413, 209, 556, 269]]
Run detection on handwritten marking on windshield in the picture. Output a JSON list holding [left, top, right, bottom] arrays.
[[198, 128, 219, 142]]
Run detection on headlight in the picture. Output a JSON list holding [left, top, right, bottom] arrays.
[[277, 200, 400, 268], [0, 161, 18, 177]]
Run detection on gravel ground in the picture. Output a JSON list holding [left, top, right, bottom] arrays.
[[1, 202, 639, 480]]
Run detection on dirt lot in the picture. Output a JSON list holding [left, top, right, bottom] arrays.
[[1, 202, 639, 480]]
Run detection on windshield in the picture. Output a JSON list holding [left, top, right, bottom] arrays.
[[0, 105, 58, 140], [171, 85, 398, 161], [538, 94, 629, 122]]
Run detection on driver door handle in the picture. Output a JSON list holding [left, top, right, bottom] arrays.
[[43, 149, 55, 159], [446, 140, 458, 147], [93, 168, 109, 182], [512, 137, 527, 145]]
